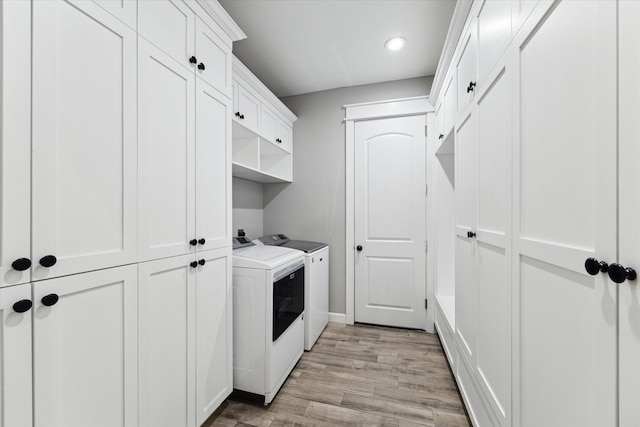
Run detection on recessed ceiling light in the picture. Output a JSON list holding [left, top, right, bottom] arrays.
[[385, 37, 406, 51]]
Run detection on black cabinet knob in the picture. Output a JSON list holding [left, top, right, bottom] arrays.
[[608, 263, 637, 284], [13, 299, 32, 313], [198, 238, 206, 245], [198, 259, 206, 266], [12, 258, 31, 271], [438, 134, 444, 140], [189, 56, 197, 64], [190, 261, 198, 268], [39, 255, 57, 268], [276, 138, 282, 143], [190, 239, 198, 246], [585, 257, 608, 275], [240, 114, 245, 119], [198, 63, 205, 70], [356, 245, 363, 252], [235, 112, 241, 117], [41, 294, 59, 307], [467, 81, 477, 93], [467, 231, 476, 238]]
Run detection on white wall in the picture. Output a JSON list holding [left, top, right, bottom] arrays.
[[232, 177, 263, 240], [265, 76, 433, 314]]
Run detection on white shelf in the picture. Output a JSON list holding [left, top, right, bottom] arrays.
[[232, 121, 292, 183]]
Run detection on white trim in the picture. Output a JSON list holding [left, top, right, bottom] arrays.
[[232, 55, 297, 123], [344, 97, 434, 327], [344, 96, 432, 122], [196, 0, 246, 42], [328, 312, 347, 324], [430, 0, 474, 102]]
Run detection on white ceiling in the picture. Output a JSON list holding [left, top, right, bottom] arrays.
[[218, 0, 456, 98]]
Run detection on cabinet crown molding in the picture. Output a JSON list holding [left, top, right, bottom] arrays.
[[233, 55, 297, 123], [195, 0, 246, 42]]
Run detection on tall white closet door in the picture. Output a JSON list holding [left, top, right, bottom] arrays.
[[195, 81, 231, 251], [138, 254, 196, 427], [138, 38, 196, 261], [618, 1, 640, 425], [0, 283, 32, 427], [454, 111, 478, 363], [1, 0, 32, 288], [513, 2, 617, 426], [195, 248, 232, 425], [475, 61, 511, 426], [31, 0, 138, 282], [33, 265, 138, 427]]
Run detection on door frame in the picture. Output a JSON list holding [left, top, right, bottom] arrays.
[[344, 96, 434, 329]]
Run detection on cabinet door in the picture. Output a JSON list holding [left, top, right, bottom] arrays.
[[196, 80, 231, 251], [476, 0, 511, 84], [237, 84, 261, 135], [261, 105, 278, 143], [306, 247, 329, 350], [456, 21, 478, 113], [435, 101, 445, 142], [138, 38, 196, 261], [195, 248, 232, 424], [138, 0, 195, 71], [454, 110, 477, 364], [93, 0, 137, 29], [443, 74, 456, 135], [31, 0, 138, 282], [33, 265, 138, 427], [1, 0, 31, 288], [195, 17, 232, 97], [276, 120, 293, 153], [513, 2, 617, 425], [0, 283, 32, 427], [139, 254, 196, 427]]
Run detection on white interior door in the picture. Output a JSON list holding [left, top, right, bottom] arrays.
[[138, 254, 196, 427], [31, 0, 137, 281], [138, 38, 196, 261], [0, 283, 33, 427], [33, 265, 138, 427], [354, 115, 426, 329], [618, 1, 640, 425], [513, 2, 617, 425]]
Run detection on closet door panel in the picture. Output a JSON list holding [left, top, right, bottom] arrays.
[[514, 1, 617, 425], [196, 80, 231, 251], [31, 0, 137, 281], [195, 17, 232, 96], [138, 38, 196, 261]]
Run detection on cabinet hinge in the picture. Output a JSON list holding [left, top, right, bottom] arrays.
[[425, 125, 428, 137], [425, 298, 428, 310]]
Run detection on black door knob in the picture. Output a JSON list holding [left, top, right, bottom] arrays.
[[467, 231, 476, 238], [198, 238, 206, 245], [13, 299, 32, 313], [39, 255, 57, 268], [197, 63, 205, 70], [190, 239, 198, 246], [11, 258, 31, 271], [467, 81, 477, 93], [438, 134, 444, 140], [190, 261, 198, 268], [585, 257, 609, 275], [198, 259, 206, 266], [41, 294, 59, 307], [608, 263, 637, 284], [356, 245, 363, 252], [189, 56, 197, 64]]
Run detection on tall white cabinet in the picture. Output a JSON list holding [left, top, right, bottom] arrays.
[[431, 1, 639, 426], [0, 1, 244, 426]]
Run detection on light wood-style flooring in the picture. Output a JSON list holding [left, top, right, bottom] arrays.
[[205, 322, 470, 426]]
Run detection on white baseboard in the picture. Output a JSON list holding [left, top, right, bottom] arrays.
[[328, 312, 347, 324]]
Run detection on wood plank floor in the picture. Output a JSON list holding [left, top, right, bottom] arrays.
[[205, 322, 470, 426]]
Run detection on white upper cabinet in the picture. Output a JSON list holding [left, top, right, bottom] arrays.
[[138, 38, 196, 262], [476, 0, 512, 84], [195, 16, 233, 97], [31, 0, 138, 282], [236, 83, 261, 134], [138, 0, 196, 71], [442, 73, 456, 136], [276, 119, 293, 153], [456, 19, 478, 114]]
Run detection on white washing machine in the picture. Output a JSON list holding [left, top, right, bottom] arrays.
[[259, 234, 329, 350], [231, 237, 305, 404]]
